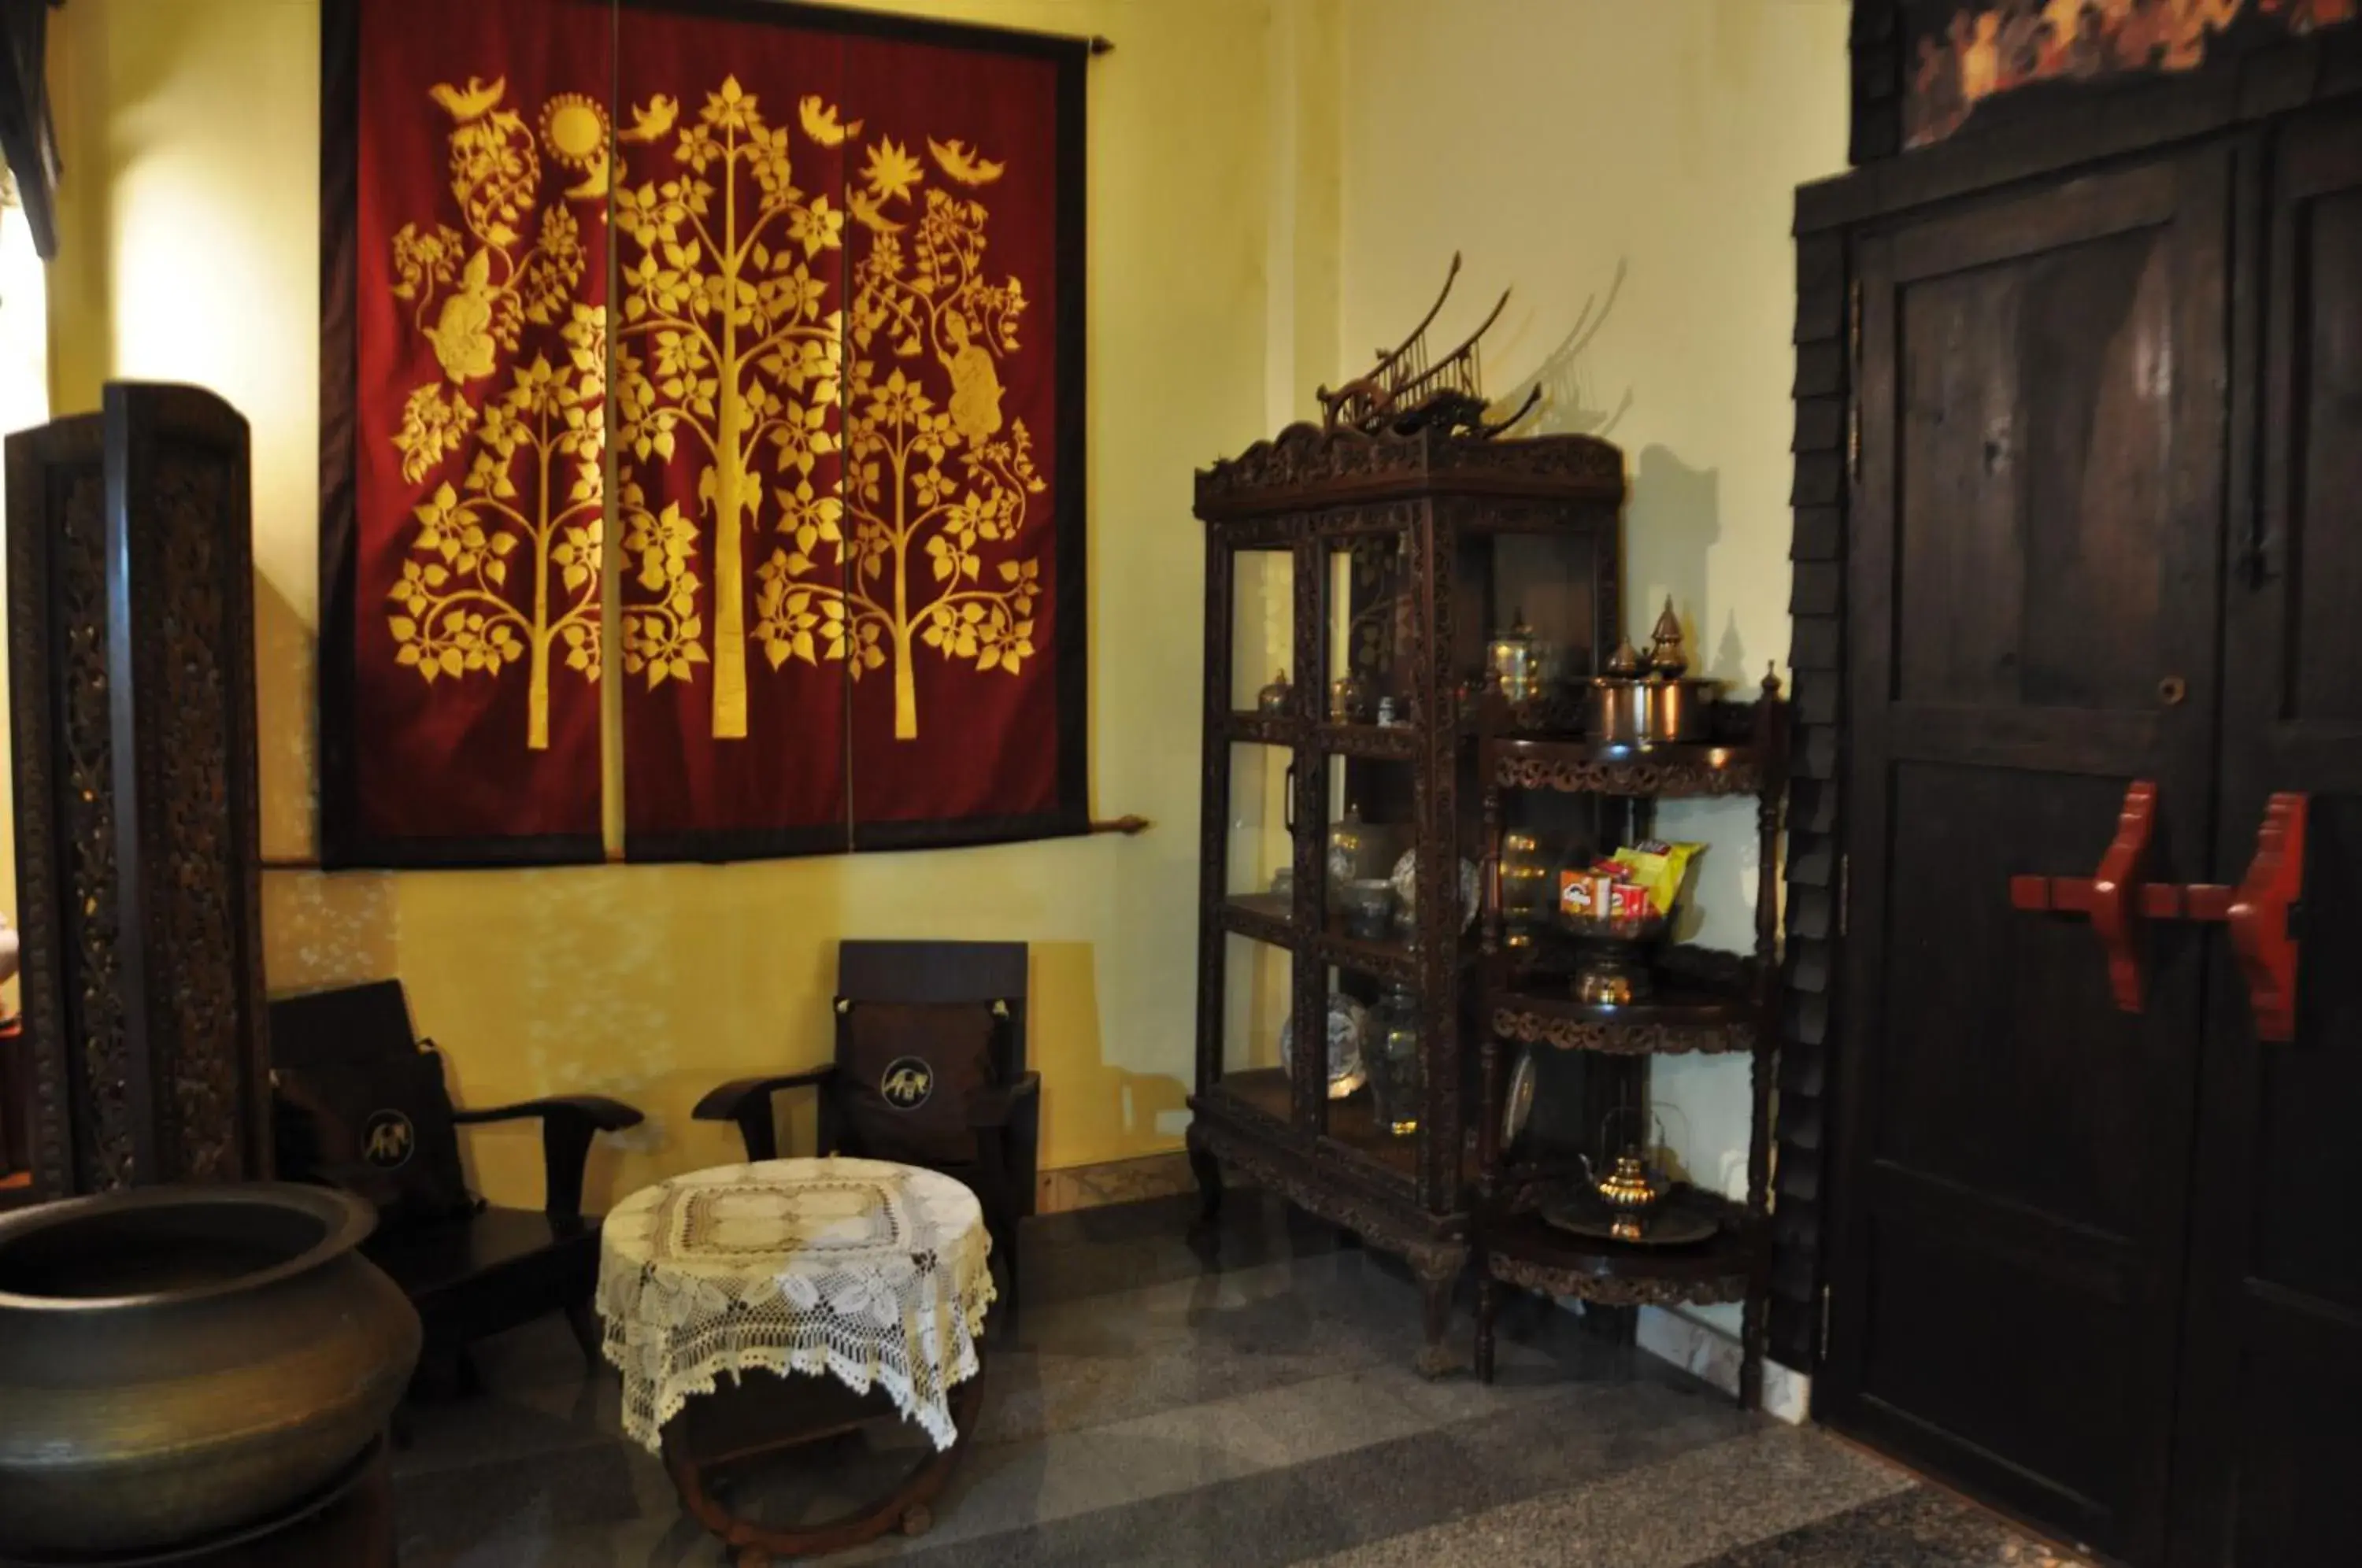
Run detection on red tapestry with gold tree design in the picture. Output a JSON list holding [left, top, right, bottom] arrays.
[[322, 0, 1087, 865]]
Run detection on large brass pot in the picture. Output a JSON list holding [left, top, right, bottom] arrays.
[[0, 1182, 420, 1559]]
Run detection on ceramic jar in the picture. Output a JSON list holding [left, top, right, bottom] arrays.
[[1341, 878, 1396, 941]]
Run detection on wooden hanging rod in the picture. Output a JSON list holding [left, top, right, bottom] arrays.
[[255, 815, 1150, 872]]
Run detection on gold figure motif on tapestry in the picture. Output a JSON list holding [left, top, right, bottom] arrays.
[[385, 76, 608, 752]]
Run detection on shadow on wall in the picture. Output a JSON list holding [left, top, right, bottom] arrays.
[[1627, 442, 1727, 664], [1029, 941, 1189, 1167], [1491, 257, 1634, 442]]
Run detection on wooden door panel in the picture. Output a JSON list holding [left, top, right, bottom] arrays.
[[2288, 179, 2362, 725], [2177, 788, 2362, 1564], [1879, 763, 2160, 1233], [1859, 1219, 2131, 1533], [2247, 797, 2362, 1307], [1832, 146, 2230, 1566], [2171, 105, 2362, 1568], [2226, 1293, 2362, 1566], [1895, 224, 2174, 712]]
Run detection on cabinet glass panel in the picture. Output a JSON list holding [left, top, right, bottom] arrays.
[[1228, 546, 1297, 715], [1457, 526, 1612, 695], [1312, 960, 1417, 1181], [1323, 531, 1413, 724], [1220, 932, 1290, 1084], [1322, 753, 1416, 954], [1225, 741, 1295, 910]]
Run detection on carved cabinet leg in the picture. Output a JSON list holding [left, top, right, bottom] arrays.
[[1186, 1126, 1223, 1229], [1412, 1250, 1464, 1380], [1474, 1274, 1499, 1385]]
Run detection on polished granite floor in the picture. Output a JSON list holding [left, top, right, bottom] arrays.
[[391, 1191, 2083, 1566]]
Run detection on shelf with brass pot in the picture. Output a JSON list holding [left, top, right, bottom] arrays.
[[1470, 660, 1785, 1405]]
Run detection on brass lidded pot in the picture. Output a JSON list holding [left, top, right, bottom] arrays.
[[1638, 597, 1716, 744], [0, 1183, 422, 1559], [1587, 631, 1649, 743], [1486, 611, 1549, 702], [1325, 801, 1402, 900]]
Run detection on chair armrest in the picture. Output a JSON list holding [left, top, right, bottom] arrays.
[[692, 1067, 837, 1162], [449, 1095, 644, 1220], [967, 1071, 1042, 1130], [453, 1095, 645, 1134], [691, 1068, 836, 1123]]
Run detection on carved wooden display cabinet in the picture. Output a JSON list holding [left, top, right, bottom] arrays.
[[1470, 679, 1784, 1406], [1186, 423, 1624, 1373]]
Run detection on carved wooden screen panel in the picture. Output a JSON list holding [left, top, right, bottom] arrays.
[[320, 0, 1089, 866], [1850, 2, 2360, 160], [5, 385, 269, 1198]]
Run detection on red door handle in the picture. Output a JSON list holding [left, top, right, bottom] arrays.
[[2009, 780, 2160, 1013], [2008, 782, 2306, 1039], [2228, 793, 2306, 1043]]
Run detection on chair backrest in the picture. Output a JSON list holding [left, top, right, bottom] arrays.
[[266, 979, 420, 1071], [836, 941, 1027, 1079]]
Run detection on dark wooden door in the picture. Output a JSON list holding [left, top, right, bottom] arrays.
[[1827, 147, 2232, 1563], [2169, 107, 2362, 1568]]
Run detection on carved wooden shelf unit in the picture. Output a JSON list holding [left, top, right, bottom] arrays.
[[1187, 422, 1625, 1376], [1471, 684, 1785, 1406]]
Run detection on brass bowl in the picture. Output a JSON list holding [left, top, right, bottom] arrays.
[[0, 1183, 421, 1558], [1559, 908, 1670, 945]]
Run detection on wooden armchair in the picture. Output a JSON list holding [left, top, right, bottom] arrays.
[[267, 979, 643, 1379], [693, 941, 1038, 1314]]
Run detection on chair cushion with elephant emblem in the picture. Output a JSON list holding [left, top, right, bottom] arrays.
[[273, 1048, 477, 1225], [835, 1000, 1002, 1167]]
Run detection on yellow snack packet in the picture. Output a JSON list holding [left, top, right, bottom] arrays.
[[1606, 840, 1705, 916]]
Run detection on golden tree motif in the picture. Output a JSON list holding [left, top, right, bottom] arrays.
[[385, 78, 609, 751], [613, 77, 846, 740], [761, 135, 1044, 740]]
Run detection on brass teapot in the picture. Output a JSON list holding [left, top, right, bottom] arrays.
[[1576, 1148, 1666, 1241]]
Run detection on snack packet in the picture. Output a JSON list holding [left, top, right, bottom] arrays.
[[1557, 869, 1664, 922], [1606, 840, 1705, 916]]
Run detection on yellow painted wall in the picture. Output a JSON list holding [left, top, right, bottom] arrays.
[[46, 0, 1279, 1209], [40, 0, 1849, 1223], [1332, 0, 1849, 1323]]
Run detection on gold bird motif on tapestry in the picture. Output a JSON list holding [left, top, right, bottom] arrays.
[[798, 94, 863, 147], [620, 94, 679, 144], [430, 75, 507, 123], [848, 190, 905, 235], [927, 137, 1004, 185]]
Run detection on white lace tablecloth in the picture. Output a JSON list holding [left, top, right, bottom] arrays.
[[597, 1157, 994, 1455]]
